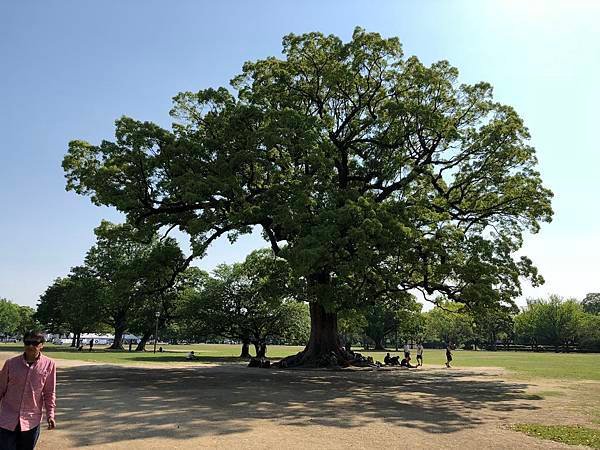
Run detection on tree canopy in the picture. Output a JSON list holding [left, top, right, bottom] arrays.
[[36, 269, 106, 342], [0, 298, 38, 337], [582, 293, 600, 315], [63, 28, 553, 366], [180, 249, 309, 357]]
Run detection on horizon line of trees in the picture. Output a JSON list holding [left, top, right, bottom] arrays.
[[4, 276, 600, 356]]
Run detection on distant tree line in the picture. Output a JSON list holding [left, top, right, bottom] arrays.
[[391, 294, 600, 352], [6, 221, 599, 356], [31, 222, 310, 357], [336, 293, 600, 353]]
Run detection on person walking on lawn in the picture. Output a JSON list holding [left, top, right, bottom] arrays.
[[416, 343, 424, 367], [0, 330, 56, 450], [445, 343, 453, 368]]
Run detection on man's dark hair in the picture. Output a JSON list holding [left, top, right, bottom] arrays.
[[23, 330, 46, 343]]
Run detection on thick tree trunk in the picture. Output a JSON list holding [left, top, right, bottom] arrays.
[[373, 337, 386, 351], [275, 303, 357, 368], [71, 334, 76, 347], [108, 318, 126, 350], [135, 330, 152, 352], [240, 340, 251, 358], [253, 342, 267, 358]]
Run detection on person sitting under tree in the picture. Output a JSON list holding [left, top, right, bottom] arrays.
[[384, 353, 401, 366], [400, 355, 417, 368]]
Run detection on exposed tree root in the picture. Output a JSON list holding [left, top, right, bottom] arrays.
[[274, 347, 376, 369]]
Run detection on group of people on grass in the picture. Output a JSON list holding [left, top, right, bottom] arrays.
[[383, 342, 453, 368]]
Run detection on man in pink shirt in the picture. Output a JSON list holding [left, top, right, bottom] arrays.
[[0, 330, 56, 450]]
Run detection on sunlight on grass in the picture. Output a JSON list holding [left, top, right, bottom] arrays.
[[1, 344, 599, 381], [511, 424, 600, 448], [360, 349, 600, 381], [0, 343, 305, 366]]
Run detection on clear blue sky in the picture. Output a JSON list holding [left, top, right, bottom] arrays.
[[1, 0, 598, 309]]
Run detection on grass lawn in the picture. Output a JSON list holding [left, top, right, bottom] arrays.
[[360, 348, 600, 381], [511, 424, 600, 449], [0, 343, 305, 366], [1, 343, 599, 380]]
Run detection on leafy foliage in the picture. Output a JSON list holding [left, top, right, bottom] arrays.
[[423, 302, 474, 346], [178, 249, 310, 355], [63, 28, 553, 319], [35, 269, 106, 337], [83, 221, 187, 347], [0, 298, 38, 337], [583, 293, 600, 315], [514, 296, 583, 350]]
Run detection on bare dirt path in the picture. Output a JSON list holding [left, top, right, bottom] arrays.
[[1, 353, 595, 449]]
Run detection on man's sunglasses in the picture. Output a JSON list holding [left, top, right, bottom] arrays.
[[24, 340, 42, 346]]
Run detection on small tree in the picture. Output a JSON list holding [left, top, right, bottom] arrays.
[[471, 306, 515, 350], [338, 309, 367, 351], [577, 313, 600, 351], [362, 294, 421, 350]]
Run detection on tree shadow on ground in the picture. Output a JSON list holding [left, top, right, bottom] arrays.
[[55, 364, 541, 446], [129, 355, 248, 364]]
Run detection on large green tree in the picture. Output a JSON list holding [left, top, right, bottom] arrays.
[[84, 221, 186, 349], [362, 293, 420, 350], [471, 305, 515, 350], [63, 28, 553, 366]]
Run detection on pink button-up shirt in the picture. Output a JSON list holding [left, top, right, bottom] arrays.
[[0, 353, 56, 431]]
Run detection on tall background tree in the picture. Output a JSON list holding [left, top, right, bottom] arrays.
[[36, 268, 106, 347], [513, 296, 582, 352], [0, 298, 38, 339], [423, 302, 474, 348], [129, 267, 209, 351], [63, 28, 553, 366], [84, 221, 186, 349], [182, 249, 310, 357], [362, 294, 421, 350]]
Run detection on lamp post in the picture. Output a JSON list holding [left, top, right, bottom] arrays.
[[153, 311, 160, 354]]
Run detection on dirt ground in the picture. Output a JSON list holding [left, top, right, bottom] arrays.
[[1, 353, 598, 449]]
